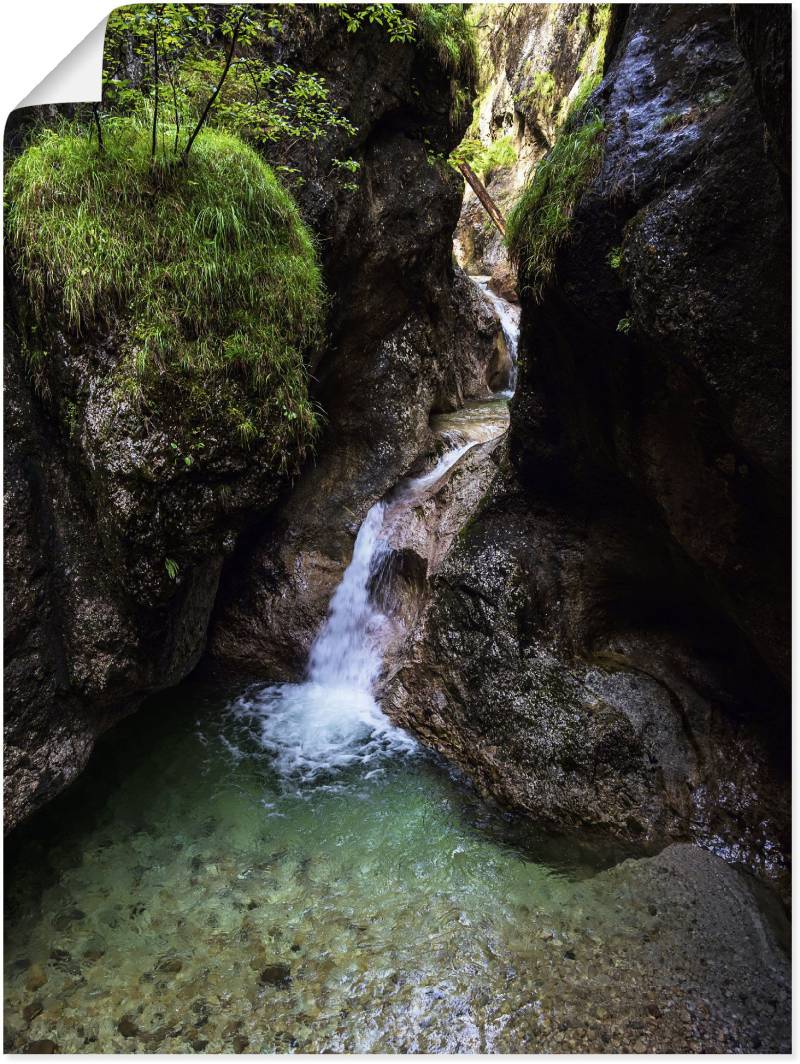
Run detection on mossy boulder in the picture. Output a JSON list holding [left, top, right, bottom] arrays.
[[4, 121, 324, 831]]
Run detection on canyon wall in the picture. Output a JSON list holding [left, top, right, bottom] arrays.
[[386, 3, 790, 892]]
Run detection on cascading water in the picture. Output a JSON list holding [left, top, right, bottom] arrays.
[[231, 282, 519, 786], [470, 275, 521, 397], [230, 442, 480, 786]]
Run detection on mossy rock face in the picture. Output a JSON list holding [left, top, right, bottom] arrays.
[[4, 6, 494, 838], [5, 120, 324, 466], [3, 120, 329, 834]]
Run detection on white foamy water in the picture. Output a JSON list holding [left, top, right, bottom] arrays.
[[230, 444, 486, 785], [470, 275, 521, 396]]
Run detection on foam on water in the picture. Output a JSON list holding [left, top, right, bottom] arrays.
[[230, 444, 484, 785], [470, 274, 521, 397]]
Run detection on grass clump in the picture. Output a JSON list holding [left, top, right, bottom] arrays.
[[506, 109, 605, 299], [450, 134, 517, 181], [410, 4, 479, 82], [5, 118, 325, 465]]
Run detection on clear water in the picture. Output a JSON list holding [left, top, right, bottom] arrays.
[[2, 681, 636, 1054], [5, 682, 789, 1054]]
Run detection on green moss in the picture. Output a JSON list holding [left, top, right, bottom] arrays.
[[555, 4, 610, 128], [516, 70, 556, 114], [5, 119, 325, 464], [607, 246, 623, 270], [505, 109, 605, 299]]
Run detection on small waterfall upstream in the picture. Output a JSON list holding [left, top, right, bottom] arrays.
[[232, 285, 520, 786], [231, 443, 479, 785], [470, 275, 521, 397]]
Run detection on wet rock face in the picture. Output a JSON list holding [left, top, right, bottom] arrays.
[[210, 21, 500, 679], [386, 474, 789, 887], [387, 6, 790, 890], [516, 3, 790, 683], [4, 306, 286, 832]]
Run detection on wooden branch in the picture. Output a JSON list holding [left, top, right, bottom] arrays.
[[458, 161, 506, 236]]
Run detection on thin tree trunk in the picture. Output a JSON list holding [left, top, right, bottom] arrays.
[[181, 13, 243, 163], [156, 21, 180, 153], [92, 102, 104, 152], [458, 162, 506, 236], [151, 14, 160, 158], [162, 52, 180, 153], [171, 77, 180, 153]]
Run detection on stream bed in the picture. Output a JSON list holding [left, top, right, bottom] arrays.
[[4, 674, 790, 1054]]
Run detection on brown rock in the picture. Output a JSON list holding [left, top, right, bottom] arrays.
[[25, 964, 47, 991]]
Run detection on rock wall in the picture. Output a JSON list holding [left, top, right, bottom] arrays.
[[453, 3, 611, 286], [386, 4, 790, 892], [3, 8, 495, 830], [209, 13, 499, 678]]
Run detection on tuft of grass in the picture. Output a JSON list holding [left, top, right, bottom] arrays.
[[506, 109, 605, 299], [659, 111, 692, 132], [505, 3, 611, 300], [450, 134, 517, 181], [5, 118, 325, 465], [410, 4, 479, 82]]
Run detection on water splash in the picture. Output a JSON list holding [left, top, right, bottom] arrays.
[[230, 444, 484, 786], [470, 275, 521, 397]]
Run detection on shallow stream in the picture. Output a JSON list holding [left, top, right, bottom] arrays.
[[5, 677, 790, 1054]]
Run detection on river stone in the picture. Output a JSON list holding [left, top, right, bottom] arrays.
[[117, 1016, 139, 1038], [260, 964, 292, 988], [24, 964, 47, 991], [22, 1000, 43, 1023], [155, 956, 183, 974]]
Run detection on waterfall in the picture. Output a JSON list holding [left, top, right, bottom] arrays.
[[470, 275, 521, 396], [228, 282, 517, 789], [229, 444, 481, 786], [307, 501, 388, 693]]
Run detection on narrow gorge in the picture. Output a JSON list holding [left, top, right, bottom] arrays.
[[3, 3, 790, 1055]]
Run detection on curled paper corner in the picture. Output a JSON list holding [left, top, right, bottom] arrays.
[[17, 17, 108, 110]]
